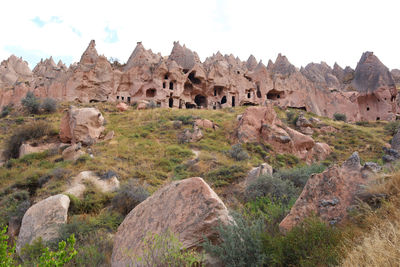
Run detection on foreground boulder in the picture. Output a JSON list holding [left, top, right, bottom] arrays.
[[237, 106, 331, 163], [16, 194, 70, 254], [280, 152, 377, 231], [59, 106, 105, 145], [111, 177, 231, 267]]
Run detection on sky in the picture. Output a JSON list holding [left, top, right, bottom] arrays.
[[1, 0, 399, 70]]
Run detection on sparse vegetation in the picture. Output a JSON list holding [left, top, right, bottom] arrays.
[[226, 143, 250, 161], [41, 98, 58, 113], [333, 112, 347, 122], [21, 91, 41, 114], [111, 180, 149, 216]]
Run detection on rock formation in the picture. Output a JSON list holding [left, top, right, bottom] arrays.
[[0, 40, 398, 122], [111, 177, 231, 267], [16, 194, 70, 254], [279, 152, 380, 231], [237, 106, 331, 163], [59, 106, 105, 145]]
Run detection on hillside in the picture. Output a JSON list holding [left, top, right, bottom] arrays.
[[1, 99, 400, 266]]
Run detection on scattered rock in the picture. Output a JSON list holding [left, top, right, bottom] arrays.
[[194, 119, 218, 130], [244, 163, 273, 187], [62, 143, 85, 161], [116, 102, 129, 111], [111, 177, 231, 267], [19, 142, 58, 158], [178, 125, 203, 143], [103, 130, 115, 141], [17, 194, 70, 254], [64, 171, 120, 198], [60, 106, 105, 145], [296, 114, 312, 128], [280, 152, 370, 231]]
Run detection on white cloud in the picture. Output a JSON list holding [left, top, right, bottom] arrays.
[[1, 0, 399, 69]]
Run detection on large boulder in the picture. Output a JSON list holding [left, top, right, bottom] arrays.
[[16, 194, 70, 254], [237, 106, 330, 163], [59, 106, 105, 145], [111, 177, 231, 267], [280, 152, 375, 231]]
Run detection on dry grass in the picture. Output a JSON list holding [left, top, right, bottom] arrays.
[[340, 172, 400, 267]]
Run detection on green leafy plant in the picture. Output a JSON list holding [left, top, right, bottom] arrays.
[[333, 113, 347, 122], [38, 234, 77, 266], [130, 230, 202, 267], [0, 226, 18, 266], [275, 163, 326, 188], [41, 98, 57, 113]]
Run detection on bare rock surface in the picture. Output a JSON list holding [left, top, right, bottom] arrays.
[[111, 177, 231, 267], [16, 194, 70, 254], [59, 106, 105, 145], [237, 106, 330, 163], [280, 152, 376, 231], [64, 171, 120, 198], [62, 143, 86, 161], [244, 163, 273, 187]]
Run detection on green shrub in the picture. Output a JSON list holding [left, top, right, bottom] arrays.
[[333, 113, 347, 122], [263, 216, 340, 266], [203, 212, 265, 267], [270, 153, 300, 169], [206, 165, 248, 187], [1, 105, 11, 118], [146, 100, 157, 109], [0, 190, 30, 227], [130, 230, 202, 267], [245, 174, 298, 204], [173, 115, 196, 125], [68, 186, 112, 215], [226, 144, 249, 161], [384, 121, 400, 135], [41, 98, 57, 113], [4, 121, 56, 159], [275, 164, 326, 188], [111, 180, 149, 216], [21, 91, 40, 114]]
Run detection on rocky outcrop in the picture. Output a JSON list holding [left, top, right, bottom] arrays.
[[64, 171, 119, 198], [59, 106, 105, 145], [0, 40, 397, 122], [280, 152, 378, 231], [237, 106, 331, 163], [19, 142, 59, 158], [16, 194, 70, 254], [111, 177, 231, 267]]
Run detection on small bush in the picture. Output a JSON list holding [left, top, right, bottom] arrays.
[[130, 230, 202, 266], [245, 174, 298, 204], [264, 216, 340, 266], [4, 121, 56, 159], [333, 113, 347, 122], [111, 180, 150, 216], [174, 115, 196, 125], [286, 110, 299, 125], [41, 98, 57, 113], [0, 105, 11, 118], [146, 100, 157, 109], [203, 212, 265, 267], [206, 165, 248, 187], [0, 226, 18, 266], [0, 190, 30, 226], [275, 164, 326, 188], [21, 91, 40, 114], [68, 186, 113, 215], [227, 144, 250, 161]]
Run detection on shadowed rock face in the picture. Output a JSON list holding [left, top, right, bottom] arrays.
[[0, 41, 397, 122], [279, 152, 379, 231], [111, 177, 231, 267]]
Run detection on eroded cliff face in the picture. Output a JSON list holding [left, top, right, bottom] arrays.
[[0, 40, 397, 122]]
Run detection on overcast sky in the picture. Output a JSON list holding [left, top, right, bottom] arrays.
[[1, 0, 399, 70]]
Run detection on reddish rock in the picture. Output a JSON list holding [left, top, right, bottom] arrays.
[[111, 177, 231, 267], [237, 106, 330, 163], [19, 142, 58, 158], [116, 102, 129, 111], [59, 106, 105, 145], [280, 152, 372, 231], [194, 119, 216, 129]]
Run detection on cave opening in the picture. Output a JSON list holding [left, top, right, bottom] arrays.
[[256, 84, 262, 98], [367, 107, 370, 111], [247, 92, 251, 98], [127, 97, 131, 103], [188, 71, 201, 84], [243, 102, 257, 106], [169, 98, 173, 108], [185, 102, 196, 109], [184, 82, 193, 91], [146, 89, 157, 97], [164, 74, 169, 80], [267, 89, 284, 100], [121, 96, 124, 101], [232, 96, 236, 107], [89, 99, 99, 103], [221, 96, 227, 104], [163, 82, 166, 89], [116, 96, 120, 100], [376, 117, 380, 121], [169, 82, 174, 90], [194, 94, 207, 108]]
